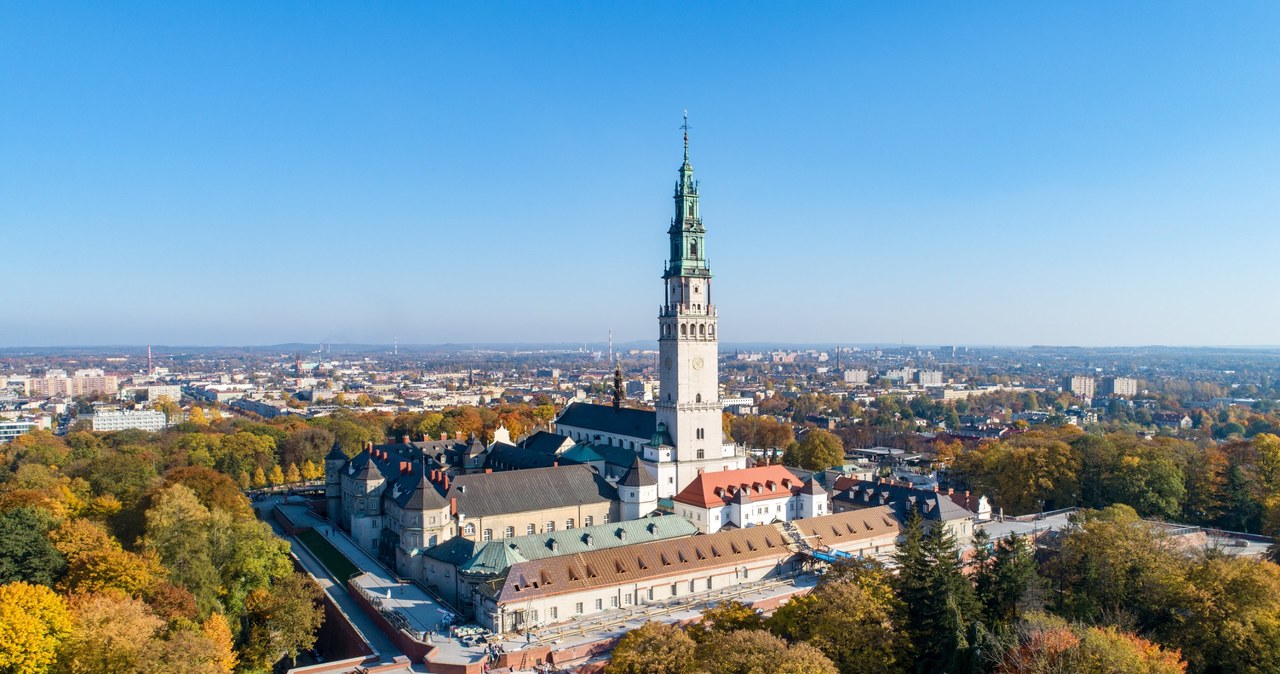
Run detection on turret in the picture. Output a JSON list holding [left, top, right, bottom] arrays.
[[324, 440, 346, 523], [618, 456, 658, 520]]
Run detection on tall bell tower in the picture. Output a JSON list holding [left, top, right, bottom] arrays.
[[650, 114, 743, 497]]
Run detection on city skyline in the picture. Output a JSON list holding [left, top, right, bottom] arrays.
[[3, 3, 1279, 347]]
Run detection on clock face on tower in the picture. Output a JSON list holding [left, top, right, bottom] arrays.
[[692, 357, 704, 370]]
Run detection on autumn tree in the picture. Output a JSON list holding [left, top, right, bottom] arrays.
[[268, 464, 285, 486], [696, 629, 838, 674], [238, 573, 324, 669], [1169, 554, 1280, 674], [51, 518, 163, 598], [783, 430, 845, 472], [0, 581, 71, 674], [605, 621, 696, 674], [56, 592, 164, 673], [770, 569, 909, 674], [995, 613, 1185, 674], [687, 600, 764, 643]]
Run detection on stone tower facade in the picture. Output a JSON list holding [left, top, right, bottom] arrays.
[[646, 116, 746, 497]]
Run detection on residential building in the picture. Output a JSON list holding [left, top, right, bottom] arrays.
[[673, 465, 827, 533], [831, 479, 989, 545], [1103, 376, 1138, 397], [914, 370, 943, 387], [0, 419, 38, 443], [90, 409, 168, 433], [842, 369, 869, 385], [1064, 375, 1096, 400]]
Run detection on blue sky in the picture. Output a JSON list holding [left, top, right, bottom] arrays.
[[2, 3, 1278, 347]]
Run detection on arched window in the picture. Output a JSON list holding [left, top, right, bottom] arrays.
[[699, 324, 706, 337], [463, 523, 476, 536], [709, 325, 714, 336], [681, 324, 687, 337], [526, 524, 536, 535], [505, 526, 515, 538], [690, 241, 698, 258], [546, 521, 556, 532], [566, 518, 575, 530], [483, 529, 492, 541], [696, 394, 702, 403]]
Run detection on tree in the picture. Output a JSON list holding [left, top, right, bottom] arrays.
[[952, 433, 1081, 515], [56, 592, 164, 674], [973, 530, 1038, 627], [770, 572, 908, 674], [696, 629, 837, 674], [138, 628, 234, 674], [278, 427, 335, 469], [995, 613, 1185, 674], [144, 484, 221, 616], [605, 621, 696, 674], [188, 407, 208, 426], [199, 612, 238, 673], [160, 466, 252, 518], [893, 512, 982, 674], [238, 573, 324, 668], [1170, 554, 1280, 674], [783, 430, 845, 471], [1042, 505, 1186, 629], [268, 464, 285, 487], [51, 518, 163, 598], [300, 459, 321, 482], [0, 507, 65, 587], [688, 600, 764, 643], [251, 466, 267, 489], [285, 463, 301, 484], [0, 581, 71, 674]]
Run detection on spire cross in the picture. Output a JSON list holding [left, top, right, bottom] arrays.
[[681, 110, 690, 157]]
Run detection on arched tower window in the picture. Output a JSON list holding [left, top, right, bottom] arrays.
[[690, 241, 698, 258], [696, 394, 702, 403], [699, 324, 706, 337], [681, 324, 687, 337]]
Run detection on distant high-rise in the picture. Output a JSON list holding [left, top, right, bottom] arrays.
[[1103, 376, 1138, 398], [1065, 375, 1096, 399]]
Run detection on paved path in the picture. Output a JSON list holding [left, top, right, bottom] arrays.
[[254, 497, 408, 668]]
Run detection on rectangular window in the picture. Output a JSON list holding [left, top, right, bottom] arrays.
[[595, 598, 603, 610], [550, 607, 558, 619], [706, 578, 712, 590], [671, 583, 679, 597], [647, 587, 654, 601], [610, 596, 618, 608], [483, 529, 492, 541], [575, 602, 584, 614], [624, 593, 633, 605], [546, 521, 555, 532], [689, 580, 696, 593], [526, 524, 536, 535], [584, 516, 593, 527]]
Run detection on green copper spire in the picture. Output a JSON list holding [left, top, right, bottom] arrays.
[[666, 112, 708, 279]]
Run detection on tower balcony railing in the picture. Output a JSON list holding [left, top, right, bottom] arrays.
[[659, 304, 717, 318]]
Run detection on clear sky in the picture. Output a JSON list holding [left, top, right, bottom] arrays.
[[2, 3, 1278, 347]]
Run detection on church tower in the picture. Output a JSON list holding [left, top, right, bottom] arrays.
[[647, 114, 745, 497]]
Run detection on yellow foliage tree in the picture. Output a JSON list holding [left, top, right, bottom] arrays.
[[51, 519, 164, 598], [188, 407, 208, 426], [268, 465, 285, 486], [200, 612, 238, 674], [58, 592, 164, 674], [251, 466, 267, 489], [300, 459, 321, 482], [284, 463, 301, 484], [0, 581, 72, 674]]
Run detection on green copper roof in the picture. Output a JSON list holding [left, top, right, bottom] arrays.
[[457, 515, 699, 576], [559, 444, 605, 464]]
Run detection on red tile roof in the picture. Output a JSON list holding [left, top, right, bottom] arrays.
[[673, 465, 805, 509]]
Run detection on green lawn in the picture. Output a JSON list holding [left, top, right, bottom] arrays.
[[296, 528, 362, 582]]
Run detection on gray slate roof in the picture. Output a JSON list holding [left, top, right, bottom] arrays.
[[447, 465, 616, 518], [555, 402, 656, 440]]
